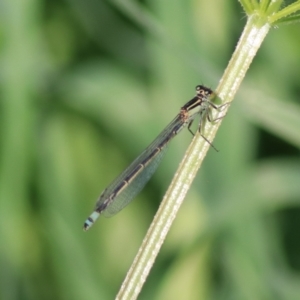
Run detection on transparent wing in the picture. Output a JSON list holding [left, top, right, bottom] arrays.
[[102, 146, 167, 217], [96, 113, 186, 217]]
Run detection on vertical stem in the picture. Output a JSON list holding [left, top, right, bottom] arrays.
[[116, 15, 270, 300]]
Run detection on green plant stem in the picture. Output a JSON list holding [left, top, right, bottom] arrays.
[[116, 14, 270, 300], [269, 1, 300, 23]]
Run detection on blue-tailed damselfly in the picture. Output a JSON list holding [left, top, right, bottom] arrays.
[[83, 85, 217, 230]]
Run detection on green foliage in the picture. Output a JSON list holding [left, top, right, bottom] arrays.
[[1, 1, 300, 300], [239, 0, 300, 25]]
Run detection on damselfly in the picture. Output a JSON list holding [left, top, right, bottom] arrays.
[[83, 85, 218, 231]]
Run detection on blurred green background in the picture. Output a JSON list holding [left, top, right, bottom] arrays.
[[1, 0, 300, 299]]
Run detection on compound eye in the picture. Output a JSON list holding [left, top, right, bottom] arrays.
[[196, 85, 202, 91], [195, 85, 213, 98]]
